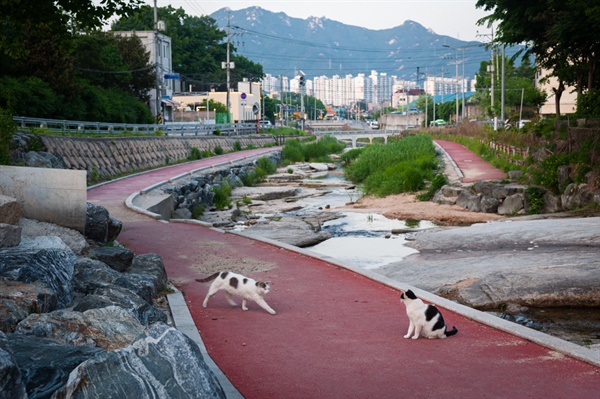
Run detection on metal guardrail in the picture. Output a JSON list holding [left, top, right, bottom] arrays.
[[12, 116, 260, 136]]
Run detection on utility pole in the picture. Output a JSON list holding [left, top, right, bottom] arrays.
[[154, 0, 160, 124], [225, 14, 231, 123], [501, 44, 506, 125]]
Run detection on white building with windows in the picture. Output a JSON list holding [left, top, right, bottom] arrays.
[[113, 30, 177, 120]]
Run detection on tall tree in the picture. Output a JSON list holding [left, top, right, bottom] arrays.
[[476, 0, 600, 115], [111, 5, 263, 89]]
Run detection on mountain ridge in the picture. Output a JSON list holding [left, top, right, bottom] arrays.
[[210, 6, 492, 81]]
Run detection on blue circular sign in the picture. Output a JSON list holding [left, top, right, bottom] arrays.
[[241, 93, 247, 99]]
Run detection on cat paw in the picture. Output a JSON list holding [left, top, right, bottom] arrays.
[[242, 307, 248, 311], [411, 336, 419, 340], [403, 335, 410, 339], [269, 310, 276, 315]]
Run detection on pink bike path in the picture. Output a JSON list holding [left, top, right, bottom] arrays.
[[87, 144, 599, 399]]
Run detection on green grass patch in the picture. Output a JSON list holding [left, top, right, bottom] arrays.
[[282, 136, 345, 164], [343, 135, 439, 197]]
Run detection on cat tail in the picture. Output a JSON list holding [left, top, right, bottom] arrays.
[[195, 272, 221, 283], [445, 326, 458, 337]]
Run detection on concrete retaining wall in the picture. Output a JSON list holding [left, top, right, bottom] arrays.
[[0, 166, 87, 232], [40, 135, 277, 181]]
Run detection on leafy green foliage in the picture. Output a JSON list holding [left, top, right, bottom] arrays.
[[282, 136, 345, 163], [344, 135, 439, 197], [112, 5, 263, 88], [212, 183, 232, 210], [214, 146, 224, 155], [0, 108, 16, 164], [233, 141, 242, 151], [525, 186, 546, 215], [417, 174, 449, 201]]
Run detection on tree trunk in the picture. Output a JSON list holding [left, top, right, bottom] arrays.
[[553, 80, 565, 117]]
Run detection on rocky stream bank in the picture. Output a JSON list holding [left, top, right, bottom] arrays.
[[0, 195, 225, 399]]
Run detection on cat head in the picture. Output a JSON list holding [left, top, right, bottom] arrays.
[[400, 290, 417, 303], [256, 281, 270, 295]]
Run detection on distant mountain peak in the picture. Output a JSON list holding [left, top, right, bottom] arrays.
[[210, 7, 488, 81]]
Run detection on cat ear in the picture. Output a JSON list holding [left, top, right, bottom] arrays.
[[406, 290, 417, 300]]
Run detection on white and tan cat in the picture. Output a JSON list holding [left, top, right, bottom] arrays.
[[195, 271, 276, 315], [400, 289, 457, 339]]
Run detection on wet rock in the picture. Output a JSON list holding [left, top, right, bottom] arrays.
[[0, 194, 22, 225], [54, 323, 226, 399], [0, 332, 27, 399], [0, 280, 58, 333], [0, 238, 76, 308], [16, 307, 146, 350], [7, 333, 103, 399], [89, 246, 134, 272]]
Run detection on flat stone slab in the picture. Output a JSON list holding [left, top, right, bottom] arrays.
[[376, 217, 600, 309]]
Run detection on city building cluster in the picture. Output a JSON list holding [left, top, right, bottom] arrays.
[[261, 71, 476, 111]]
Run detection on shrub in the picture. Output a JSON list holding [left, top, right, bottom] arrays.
[[214, 146, 224, 155], [0, 108, 16, 165], [525, 186, 546, 214], [233, 140, 242, 151], [189, 147, 202, 160], [212, 183, 232, 210]]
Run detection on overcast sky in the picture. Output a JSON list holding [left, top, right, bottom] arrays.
[[148, 0, 492, 42]]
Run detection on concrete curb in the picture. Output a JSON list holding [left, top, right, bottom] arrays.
[[167, 287, 244, 399], [229, 230, 600, 368]]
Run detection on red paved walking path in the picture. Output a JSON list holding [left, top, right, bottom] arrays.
[[88, 144, 599, 398], [436, 139, 507, 182]]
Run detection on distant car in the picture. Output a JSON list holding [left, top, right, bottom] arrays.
[[260, 120, 273, 128], [518, 119, 531, 129], [406, 125, 415, 130], [430, 119, 447, 127], [369, 121, 380, 129]]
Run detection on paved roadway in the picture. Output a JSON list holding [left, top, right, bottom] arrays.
[[87, 143, 599, 398]]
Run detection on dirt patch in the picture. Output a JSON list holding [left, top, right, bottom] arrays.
[[187, 253, 278, 276], [337, 193, 505, 226]]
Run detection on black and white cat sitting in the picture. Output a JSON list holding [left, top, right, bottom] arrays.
[[195, 271, 276, 315], [400, 290, 457, 339]]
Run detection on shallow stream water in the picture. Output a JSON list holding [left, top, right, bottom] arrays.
[[287, 171, 599, 348]]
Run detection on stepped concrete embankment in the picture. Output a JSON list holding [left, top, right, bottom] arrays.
[[39, 134, 277, 181]]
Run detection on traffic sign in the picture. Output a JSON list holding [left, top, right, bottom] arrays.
[[164, 74, 179, 79]]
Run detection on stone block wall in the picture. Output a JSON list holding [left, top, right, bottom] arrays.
[[40, 135, 277, 181]]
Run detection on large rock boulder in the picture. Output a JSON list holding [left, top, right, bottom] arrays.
[[85, 203, 122, 244], [16, 307, 146, 351], [0, 280, 58, 333], [54, 323, 226, 399], [497, 194, 524, 215], [7, 333, 102, 399], [561, 183, 593, 210], [0, 194, 22, 225], [89, 246, 134, 273], [0, 237, 76, 308], [0, 223, 21, 248], [73, 285, 167, 326], [0, 332, 27, 399], [122, 253, 168, 303], [19, 218, 89, 255], [241, 215, 332, 247]]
